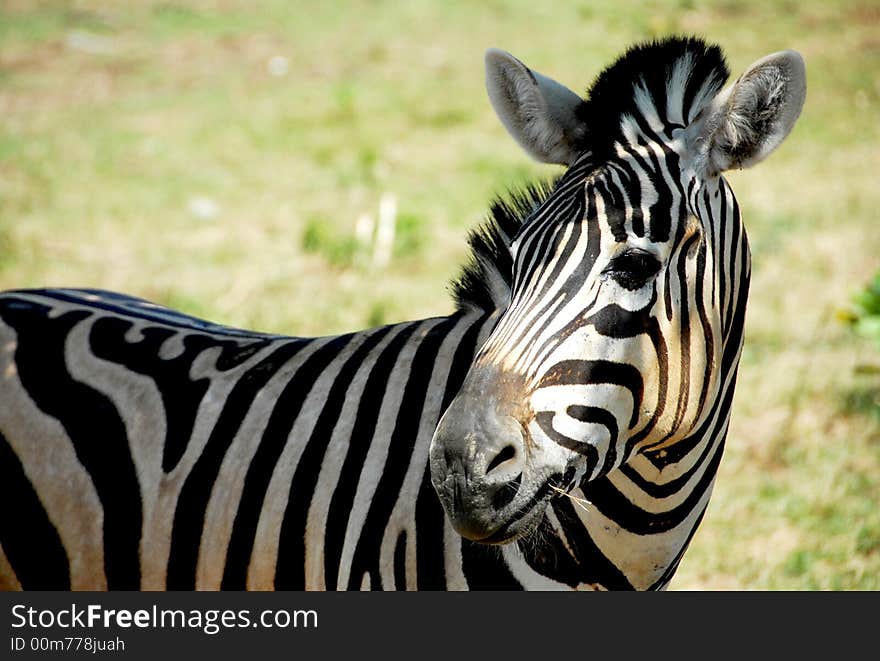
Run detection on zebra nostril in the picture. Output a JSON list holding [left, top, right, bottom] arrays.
[[486, 444, 517, 475], [491, 472, 522, 510]]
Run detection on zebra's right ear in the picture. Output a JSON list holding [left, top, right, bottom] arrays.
[[485, 49, 587, 166]]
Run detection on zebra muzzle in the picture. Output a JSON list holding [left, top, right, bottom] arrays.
[[429, 392, 532, 543]]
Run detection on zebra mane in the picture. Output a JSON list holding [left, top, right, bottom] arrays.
[[575, 36, 730, 153], [451, 180, 556, 312]]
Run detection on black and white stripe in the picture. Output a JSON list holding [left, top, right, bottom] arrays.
[[0, 37, 805, 590]]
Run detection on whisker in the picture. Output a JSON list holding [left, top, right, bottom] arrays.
[[550, 484, 593, 514]]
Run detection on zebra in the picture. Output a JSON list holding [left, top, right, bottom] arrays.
[[0, 37, 805, 591]]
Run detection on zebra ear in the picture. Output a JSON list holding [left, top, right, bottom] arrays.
[[693, 50, 806, 174], [485, 49, 587, 166]]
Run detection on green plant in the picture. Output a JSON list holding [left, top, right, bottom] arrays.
[[301, 216, 360, 268], [844, 271, 880, 346]]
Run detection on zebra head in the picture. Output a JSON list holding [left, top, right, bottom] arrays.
[[430, 38, 805, 544]]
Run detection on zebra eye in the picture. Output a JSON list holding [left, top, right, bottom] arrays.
[[602, 249, 661, 290]]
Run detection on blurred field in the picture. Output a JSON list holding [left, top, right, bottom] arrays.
[[1, 0, 878, 589]]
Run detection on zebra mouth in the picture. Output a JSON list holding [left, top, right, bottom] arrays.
[[476, 468, 579, 545], [479, 503, 549, 545]]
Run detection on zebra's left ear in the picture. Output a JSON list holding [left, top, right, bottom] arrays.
[[690, 50, 806, 174], [485, 49, 587, 166]]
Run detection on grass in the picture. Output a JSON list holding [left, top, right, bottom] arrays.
[[1, 0, 878, 589]]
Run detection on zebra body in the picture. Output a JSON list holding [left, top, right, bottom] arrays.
[[0, 37, 805, 590], [0, 290, 496, 590]]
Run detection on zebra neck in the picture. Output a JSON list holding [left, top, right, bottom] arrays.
[[575, 362, 738, 589], [499, 367, 739, 591]]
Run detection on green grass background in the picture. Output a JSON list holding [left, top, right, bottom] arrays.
[[1, 0, 878, 589]]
